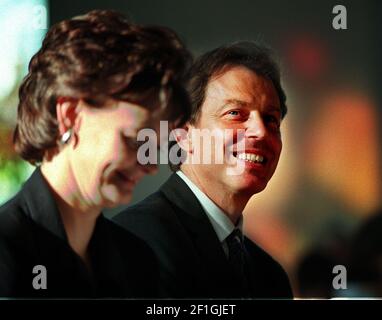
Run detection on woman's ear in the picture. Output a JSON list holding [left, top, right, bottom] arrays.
[[56, 97, 80, 135], [173, 123, 194, 154], [56, 97, 83, 147]]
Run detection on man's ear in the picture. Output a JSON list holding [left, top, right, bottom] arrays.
[[173, 123, 194, 154], [56, 97, 81, 136]]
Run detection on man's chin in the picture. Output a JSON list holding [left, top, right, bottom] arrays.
[[229, 176, 268, 195]]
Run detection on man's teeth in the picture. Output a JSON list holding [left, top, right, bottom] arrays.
[[236, 153, 265, 163]]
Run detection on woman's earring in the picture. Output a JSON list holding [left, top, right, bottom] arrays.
[[60, 129, 72, 144]]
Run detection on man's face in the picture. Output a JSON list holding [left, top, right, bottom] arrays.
[[188, 66, 283, 197]]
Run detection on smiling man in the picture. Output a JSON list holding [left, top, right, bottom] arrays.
[[114, 42, 293, 298]]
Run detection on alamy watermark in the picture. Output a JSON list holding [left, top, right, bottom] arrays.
[[32, 265, 47, 290], [135, 121, 250, 175], [332, 5, 347, 30], [332, 265, 347, 290]]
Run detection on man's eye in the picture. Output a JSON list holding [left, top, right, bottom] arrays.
[[226, 110, 240, 116], [264, 115, 280, 126]]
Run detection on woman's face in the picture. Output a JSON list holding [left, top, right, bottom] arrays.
[[70, 100, 158, 208]]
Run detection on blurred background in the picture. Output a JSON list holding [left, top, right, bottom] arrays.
[[0, 0, 381, 298]]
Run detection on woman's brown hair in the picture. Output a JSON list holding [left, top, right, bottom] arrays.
[[14, 9, 191, 164]]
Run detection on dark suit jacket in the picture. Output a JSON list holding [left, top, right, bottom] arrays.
[[0, 168, 158, 298], [113, 173, 293, 298]]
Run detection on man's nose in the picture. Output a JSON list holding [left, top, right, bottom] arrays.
[[245, 112, 267, 139]]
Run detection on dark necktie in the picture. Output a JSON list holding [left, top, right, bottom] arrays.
[[226, 228, 250, 296]]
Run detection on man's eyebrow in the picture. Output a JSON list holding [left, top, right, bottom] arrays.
[[267, 106, 282, 114], [218, 99, 281, 115], [215, 99, 248, 113], [223, 99, 249, 107]]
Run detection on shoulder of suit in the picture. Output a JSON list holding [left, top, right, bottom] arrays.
[[0, 193, 30, 239], [114, 190, 174, 223], [104, 217, 154, 246], [103, 217, 157, 260], [0, 193, 37, 264], [112, 190, 186, 248]]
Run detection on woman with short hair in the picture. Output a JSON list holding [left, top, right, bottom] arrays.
[[0, 9, 191, 298]]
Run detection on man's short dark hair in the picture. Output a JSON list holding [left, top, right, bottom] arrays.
[[169, 41, 287, 171]]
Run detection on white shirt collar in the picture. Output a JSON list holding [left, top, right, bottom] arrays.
[[176, 171, 243, 243]]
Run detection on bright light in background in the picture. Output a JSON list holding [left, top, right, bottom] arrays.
[[0, 0, 47, 204], [304, 90, 381, 215], [0, 0, 47, 121]]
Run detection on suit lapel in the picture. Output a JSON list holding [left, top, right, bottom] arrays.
[[243, 237, 279, 298], [160, 174, 240, 297], [243, 237, 262, 297]]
